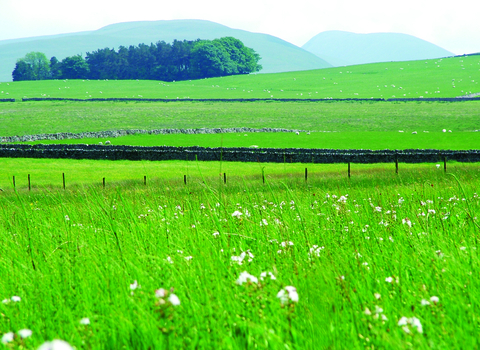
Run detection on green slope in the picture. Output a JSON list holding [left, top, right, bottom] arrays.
[[2, 55, 478, 100], [0, 19, 331, 82], [303, 30, 454, 67]]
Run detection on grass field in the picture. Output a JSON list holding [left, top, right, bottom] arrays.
[[1, 55, 479, 100], [22, 130, 480, 150], [2, 158, 477, 191], [1, 55, 479, 349], [0, 161, 479, 349], [1, 101, 479, 150]]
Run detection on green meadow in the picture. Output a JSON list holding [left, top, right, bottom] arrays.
[[1, 55, 479, 100], [0, 160, 479, 349], [22, 130, 480, 151], [1, 100, 480, 137], [1, 55, 480, 349]]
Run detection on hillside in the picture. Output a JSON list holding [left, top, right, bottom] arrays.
[[302, 30, 454, 67], [0, 20, 331, 82], [2, 55, 478, 100]]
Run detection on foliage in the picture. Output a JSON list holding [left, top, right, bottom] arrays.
[[59, 55, 90, 79], [49, 56, 62, 79], [11, 37, 261, 82], [12, 52, 50, 81], [0, 162, 479, 349]]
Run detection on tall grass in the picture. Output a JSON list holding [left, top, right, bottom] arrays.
[[0, 163, 479, 349]]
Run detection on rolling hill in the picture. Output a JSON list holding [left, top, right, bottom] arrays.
[[302, 30, 454, 67], [0, 20, 331, 82], [2, 54, 478, 100]]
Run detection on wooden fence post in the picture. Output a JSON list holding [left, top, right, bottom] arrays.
[[63, 173, 66, 190], [28, 174, 31, 191], [444, 156, 447, 173], [305, 168, 308, 182], [13, 176, 15, 189], [348, 163, 351, 179], [395, 156, 399, 174], [224, 173, 227, 184], [103, 177, 105, 188], [144, 175, 147, 186], [184, 175, 187, 185]]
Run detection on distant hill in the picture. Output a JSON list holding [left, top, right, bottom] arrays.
[[302, 30, 454, 67], [0, 20, 331, 82]]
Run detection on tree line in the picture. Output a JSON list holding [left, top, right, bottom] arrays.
[[12, 37, 262, 81]]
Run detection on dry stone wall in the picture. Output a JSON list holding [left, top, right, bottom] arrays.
[[1, 144, 479, 164]]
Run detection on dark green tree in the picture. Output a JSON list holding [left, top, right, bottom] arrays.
[[215, 37, 262, 74], [49, 56, 62, 79], [12, 52, 50, 80], [12, 60, 34, 81], [59, 55, 90, 79], [190, 40, 234, 79]]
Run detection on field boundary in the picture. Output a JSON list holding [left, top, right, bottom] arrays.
[[0, 128, 307, 143], [1, 144, 479, 163], [0, 98, 15, 102], [20, 97, 480, 103]]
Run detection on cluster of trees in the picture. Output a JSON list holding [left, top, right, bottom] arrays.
[[12, 37, 262, 82]]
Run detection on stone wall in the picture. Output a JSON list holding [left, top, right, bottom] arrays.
[[1, 144, 479, 164], [0, 128, 306, 143]]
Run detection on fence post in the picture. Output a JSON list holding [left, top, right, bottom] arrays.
[[63, 173, 66, 190], [348, 163, 351, 179], [395, 156, 399, 174], [144, 175, 147, 186], [28, 174, 31, 191], [184, 175, 187, 185], [444, 156, 447, 173], [103, 177, 105, 189], [224, 173, 227, 184], [305, 168, 308, 182], [13, 176, 15, 189]]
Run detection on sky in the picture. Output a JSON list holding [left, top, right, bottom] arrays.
[[0, 0, 479, 55]]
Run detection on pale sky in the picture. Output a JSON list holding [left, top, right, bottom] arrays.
[[0, 0, 479, 54]]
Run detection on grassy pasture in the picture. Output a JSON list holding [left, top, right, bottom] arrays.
[[1, 55, 479, 100], [22, 130, 480, 150], [2, 158, 477, 191], [0, 100, 479, 138], [0, 160, 479, 349], [1, 55, 479, 349]]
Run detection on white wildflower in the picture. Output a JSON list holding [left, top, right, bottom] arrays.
[[11, 296, 21, 302], [1, 332, 14, 344], [231, 210, 243, 218], [18, 329, 32, 338], [374, 293, 381, 300], [168, 293, 181, 306], [260, 272, 276, 281], [364, 307, 372, 315], [277, 286, 299, 304], [79, 318, 90, 325], [398, 316, 423, 333], [130, 280, 139, 290], [236, 271, 258, 285], [155, 288, 166, 298], [385, 277, 394, 283], [421, 299, 430, 306], [430, 296, 439, 303], [37, 339, 74, 350]]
